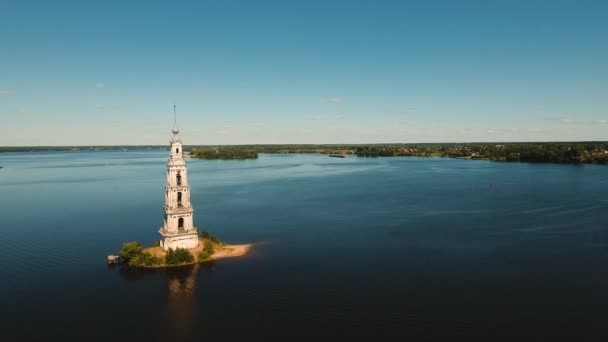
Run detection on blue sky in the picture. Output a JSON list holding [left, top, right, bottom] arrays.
[[1, 0, 607, 145]]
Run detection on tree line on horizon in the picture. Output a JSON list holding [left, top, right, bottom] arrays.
[[187, 142, 608, 164], [1, 142, 607, 164], [352, 142, 608, 164]]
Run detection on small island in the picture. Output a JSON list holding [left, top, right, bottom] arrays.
[[117, 231, 252, 268], [110, 108, 253, 269]]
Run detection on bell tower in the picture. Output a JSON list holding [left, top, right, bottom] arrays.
[[159, 105, 199, 250]]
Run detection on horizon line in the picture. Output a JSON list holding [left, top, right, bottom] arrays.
[[1, 140, 608, 148]]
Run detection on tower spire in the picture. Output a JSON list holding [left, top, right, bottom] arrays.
[[172, 104, 179, 136]]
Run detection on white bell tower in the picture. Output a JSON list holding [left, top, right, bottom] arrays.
[[159, 105, 199, 250]]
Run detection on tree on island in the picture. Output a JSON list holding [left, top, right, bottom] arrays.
[[130, 251, 161, 266], [165, 248, 194, 265], [118, 241, 161, 266], [118, 241, 143, 262]]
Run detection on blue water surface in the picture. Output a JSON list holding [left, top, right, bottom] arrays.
[[0, 151, 607, 339]]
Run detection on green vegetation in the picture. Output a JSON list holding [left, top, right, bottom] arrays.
[[187, 143, 607, 164], [118, 231, 225, 268], [117, 241, 160, 266], [190, 147, 258, 160], [6, 143, 606, 165], [198, 234, 220, 261], [189, 144, 355, 156], [204, 239, 215, 254], [201, 231, 221, 245], [198, 250, 211, 261], [118, 241, 143, 262], [199, 232, 220, 261], [130, 252, 161, 266], [354, 143, 608, 164], [165, 248, 195, 265]]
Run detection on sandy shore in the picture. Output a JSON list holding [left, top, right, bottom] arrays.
[[208, 244, 252, 259]]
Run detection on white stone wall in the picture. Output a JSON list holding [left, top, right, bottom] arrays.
[[161, 232, 199, 250], [170, 141, 183, 159]]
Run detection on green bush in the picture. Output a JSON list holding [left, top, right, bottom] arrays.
[[204, 239, 215, 254], [153, 240, 160, 247], [165, 248, 194, 265], [198, 250, 211, 262], [118, 241, 143, 262], [130, 252, 161, 266]]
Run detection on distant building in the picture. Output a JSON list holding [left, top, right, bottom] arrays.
[[159, 106, 199, 250]]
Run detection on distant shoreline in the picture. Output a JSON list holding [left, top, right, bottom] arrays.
[[2, 141, 607, 151], [2, 143, 607, 165], [184, 142, 608, 165]]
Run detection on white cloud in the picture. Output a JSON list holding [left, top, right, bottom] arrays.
[[95, 104, 105, 109], [559, 118, 584, 124], [215, 130, 229, 135], [95, 83, 105, 88], [319, 97, 341, 105], [0, 90, 12, 96], [17, 107, 25, 113], [593, 119, 607, 125]]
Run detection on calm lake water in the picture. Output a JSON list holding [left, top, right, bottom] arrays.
[[1, 151, 607, 339]]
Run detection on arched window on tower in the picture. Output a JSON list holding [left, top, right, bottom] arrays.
[[176, 172, 182, 186], [178, 218, 184, 229], [176, 148, 180, 154], [177, 192, 182, 206]]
